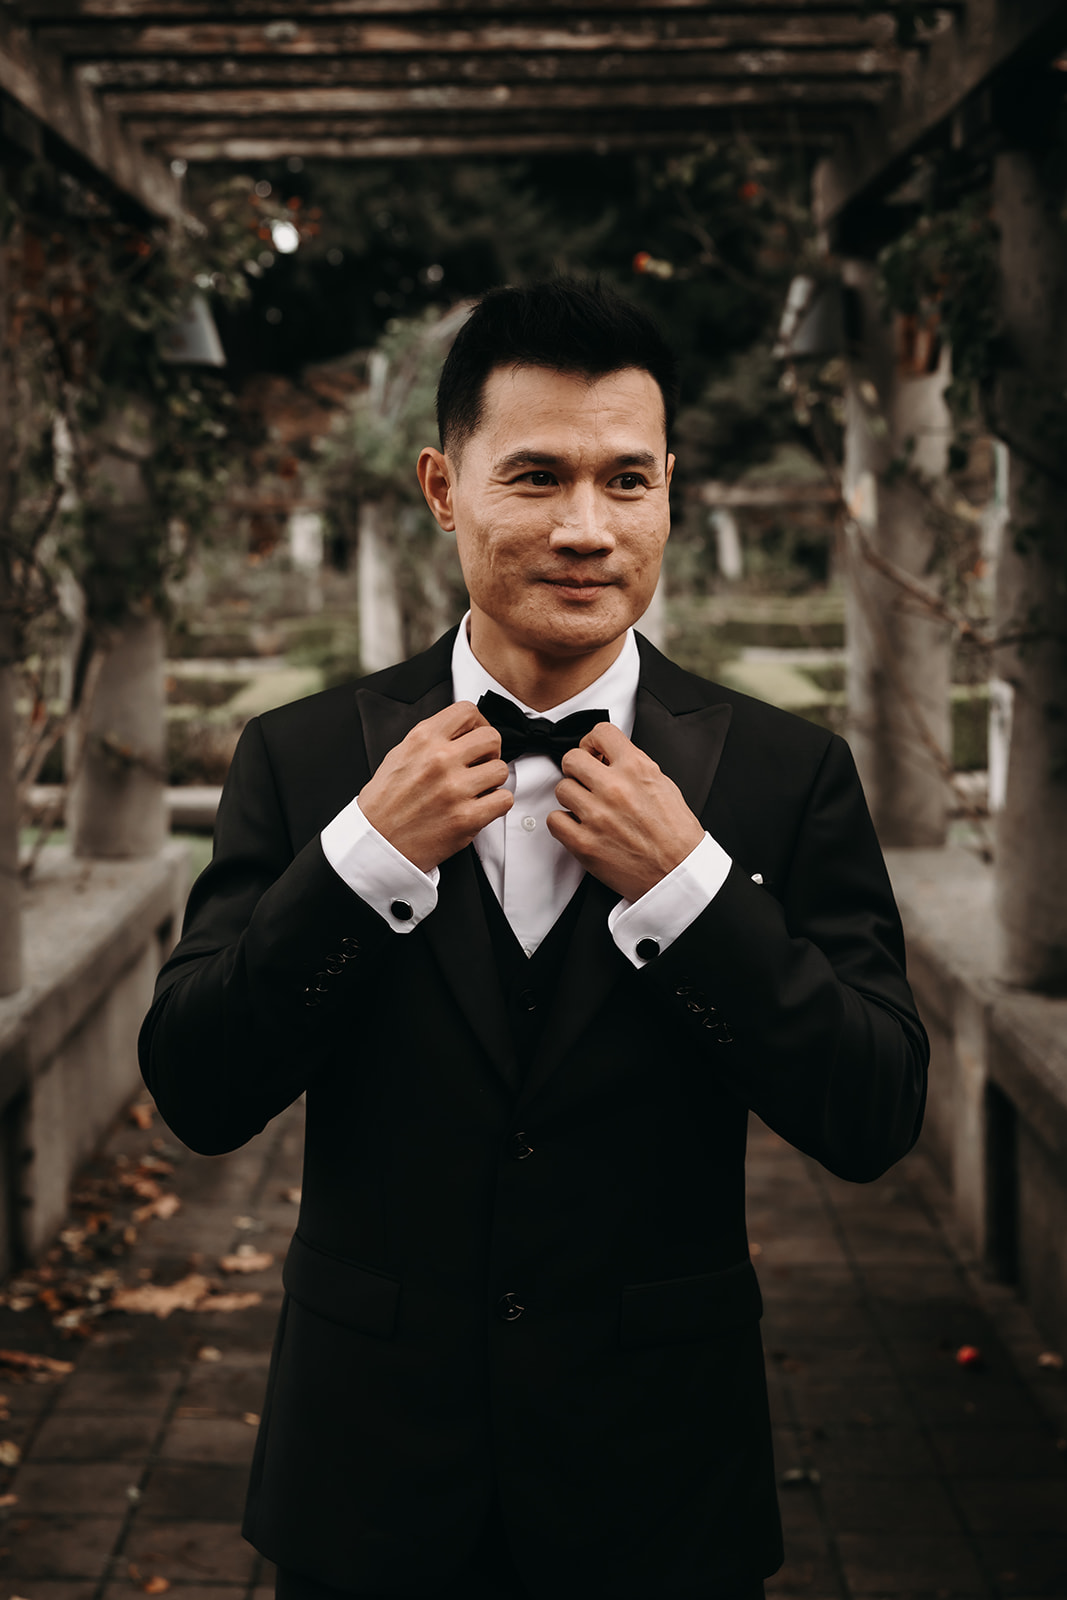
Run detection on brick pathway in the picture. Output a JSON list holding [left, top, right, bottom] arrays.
[[0, 1100, 1065, 1600]]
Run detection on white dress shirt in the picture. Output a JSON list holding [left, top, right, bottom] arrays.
[[320, 616, 732, 966]]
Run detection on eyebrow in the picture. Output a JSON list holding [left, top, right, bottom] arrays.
[[494, 449, 662, 474]]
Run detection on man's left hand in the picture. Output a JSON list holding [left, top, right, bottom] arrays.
[[547, 724, 705, 902]]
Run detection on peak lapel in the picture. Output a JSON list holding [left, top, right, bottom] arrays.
[[353, 640, 521, 1097]]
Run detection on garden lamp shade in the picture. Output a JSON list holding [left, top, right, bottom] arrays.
[[158, 291, 226, 366]]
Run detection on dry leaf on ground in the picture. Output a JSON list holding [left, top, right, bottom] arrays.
[[0, 1491, 18, 1507], [0, 1349, 74, 1375], [281, 1187, 301, 1204], [133, 1193, 181, 1224], [0, 1440, 21, 1467], [111, 1274, 212, 1319], [219, 1245, 274, 1275], [142, 1577, 170, 1594], [128, 1102, 155, 1130], [197, 1345, 223, 1362], [1038, 1350, 1064, 1370], [200, 1291, 263, 1313]]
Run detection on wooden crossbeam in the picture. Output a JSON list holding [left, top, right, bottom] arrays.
[[0, 8, 182, 217], [133, 108, 851, 144], [818, 0, 1067, 224], [155, 131, 781, 161], [38, 15, 903, 58], [105, 79, 892, 117], [19, 1, 962, 17], [80, 47, 899, 92]]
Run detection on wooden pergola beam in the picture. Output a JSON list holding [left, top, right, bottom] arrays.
[[20, 1, 962, 18], [81, 51, 901, 96], [157, 131, 783, 162], [38, 14, 903, 58], [0, 9, 182, 216], [106, 78, 892, 118], [78, 48, 900, 93], [817, 0, 1067, 227], [135, 108, 848, 153]]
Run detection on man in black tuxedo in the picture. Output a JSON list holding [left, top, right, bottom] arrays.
[[139, 281, 928, 1600]]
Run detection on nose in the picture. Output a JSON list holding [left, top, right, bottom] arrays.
[[549, 483, 615, 555]]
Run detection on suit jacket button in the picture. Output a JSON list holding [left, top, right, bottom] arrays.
[[390, 900, 414, 922], [518, 988, 538, 1013], [636, 937, 660, 961], [511, 1132, 534, 1160], [497, 1292, 525, 1322]]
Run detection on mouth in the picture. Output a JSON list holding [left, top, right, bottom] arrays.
[[541, 577, 616, 602]]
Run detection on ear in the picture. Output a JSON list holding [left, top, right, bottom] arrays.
[[417, 447, 456, 532], [665, 452, 676, 493]]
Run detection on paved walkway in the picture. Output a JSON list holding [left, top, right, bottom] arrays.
[[0, 1097, 1065, 1600]]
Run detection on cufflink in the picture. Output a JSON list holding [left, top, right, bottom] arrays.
[[390, 899, 414, 922], [635, 937, 660, 961]]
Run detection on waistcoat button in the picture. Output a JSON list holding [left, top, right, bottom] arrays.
[[497, 1292, 525, 1322]]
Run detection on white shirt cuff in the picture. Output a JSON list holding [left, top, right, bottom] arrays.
[[608, 833, 732, 968], [320, 796, 439, 933]]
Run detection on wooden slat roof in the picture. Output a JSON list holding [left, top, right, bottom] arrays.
[[1, 3, 1065, 227]]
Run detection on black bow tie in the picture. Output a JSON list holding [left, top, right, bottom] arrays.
[[477, 690, 609, 766]]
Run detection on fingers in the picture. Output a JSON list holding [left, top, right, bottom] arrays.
[[425, 700, 491, 740], [578, 721, 630, 761], [452, 723, 504, 767]]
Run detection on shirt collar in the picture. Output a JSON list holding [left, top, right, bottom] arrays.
[[451, 611, 639, 739]]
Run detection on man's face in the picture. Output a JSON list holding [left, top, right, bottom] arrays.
[[425, 363, 674, 663]]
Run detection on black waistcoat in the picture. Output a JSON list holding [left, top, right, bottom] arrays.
[[472, 852, 590, 1079]]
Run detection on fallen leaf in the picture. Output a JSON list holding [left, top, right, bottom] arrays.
[[0, 1350, 73, 1375], [0, 1492, 18, 1507], [0, 1442, 21, 1467], [133, 1194, 181, 1224], [242, 1411, 261, 1426], [955, 1344, 983, 1369], [749, 1242, 763, 1258], [111, 1274, 212, 1319], [219, 1247, 273, 1275], [142, 1577, 170, 1594], [1038, 1351, 1064, 1370], [128, 1102, 155, 1131], [281, 1187, 301, 1205], [197, 1345, 222, 1363], [199, 1292, 263, 1314]]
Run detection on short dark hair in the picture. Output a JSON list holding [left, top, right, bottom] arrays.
[[436, 278, 679, 458]]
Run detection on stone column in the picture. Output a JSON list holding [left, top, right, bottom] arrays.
[[358, 499, 404, 673], [68, 414, 167, 860], [841, 260, 953, 847], [0, 205, 23, 995], [67, 610, 168, 859], [991, 148, 1067, 992]]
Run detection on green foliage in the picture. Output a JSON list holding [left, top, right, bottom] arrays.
[[1, 166, 291, 651], [878, 193, 1000, 460]]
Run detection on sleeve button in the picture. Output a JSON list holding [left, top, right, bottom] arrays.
[[635, 937, 660, 961], [390, 899, 414, 922]]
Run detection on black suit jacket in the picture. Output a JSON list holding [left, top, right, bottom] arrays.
[[139, 627, 928, 1598]]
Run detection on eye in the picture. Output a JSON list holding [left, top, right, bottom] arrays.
[[519, 470, 557, 487], [611, 473, 647, 491]]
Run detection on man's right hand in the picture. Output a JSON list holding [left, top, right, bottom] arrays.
[[357, 702, 512, 872]]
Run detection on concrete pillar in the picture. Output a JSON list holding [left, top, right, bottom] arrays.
[[841, 260, 953, 847], [68, 611, 168, 859], [991, 149, 1067, 992], [68, 413, 167, 860], [0, 207, 23, 995], [358, 500, 404, 673]]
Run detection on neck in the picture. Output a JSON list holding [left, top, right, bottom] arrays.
[[468, 613, 626, 711]]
